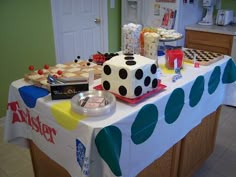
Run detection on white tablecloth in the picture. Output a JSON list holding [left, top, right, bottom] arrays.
[[4, 55, 236, 177]]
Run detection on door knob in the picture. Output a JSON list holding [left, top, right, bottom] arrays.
[[94, 18, 101, 24]]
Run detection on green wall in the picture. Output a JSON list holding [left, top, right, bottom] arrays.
[[221, 0, 236, 15], [108, 0, 122, 52], [0, 0, 56, 118], [0, 0, 121, 118]]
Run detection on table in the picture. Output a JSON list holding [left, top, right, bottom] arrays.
[[4, 55, 236, 177]]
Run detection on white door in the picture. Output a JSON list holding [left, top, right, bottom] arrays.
[[51, 0, 108, 63]]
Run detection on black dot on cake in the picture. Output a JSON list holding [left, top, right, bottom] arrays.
[[134, 86, 142, 97], [119, 69, 128, 79], [124, 53, 133, 56], [126, 61, 136, 66], [124, 56, 134, 60], [144, 76, 151, 86], [119, 86, 127, 96], [151, 64, 157, 74], [104, 65, 111, 75], [135, 69, 143, 80], [103, 81, 110, 90], [152, 79, 158, 88]]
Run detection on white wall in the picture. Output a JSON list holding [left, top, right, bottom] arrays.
[[177, 0, 203, 46]]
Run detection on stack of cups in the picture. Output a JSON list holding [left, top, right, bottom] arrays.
[[122, 23, 142, 54]]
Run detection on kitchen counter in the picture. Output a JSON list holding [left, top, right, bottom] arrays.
[[185, 24, 236, 58], [185, 24, 236, 36]]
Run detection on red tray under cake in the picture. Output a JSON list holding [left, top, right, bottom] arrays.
[[93, 84, 166, 104]]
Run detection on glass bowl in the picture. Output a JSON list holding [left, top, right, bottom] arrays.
[[71, 90, 116, 116]]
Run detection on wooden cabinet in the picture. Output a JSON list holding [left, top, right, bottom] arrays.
[[185, 30, 233, 55], [28, 106, 222, 177], [29, 140, 181, 177], [29, 142, 71, 177], [137, 142, 181, 177], [178, 107, 221, 177]]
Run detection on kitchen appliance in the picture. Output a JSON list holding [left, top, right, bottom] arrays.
[[198, 0, 215, 26], [216, 9, 234, 26], [122, 0, 203, 47], [122, 0, 142, 24]]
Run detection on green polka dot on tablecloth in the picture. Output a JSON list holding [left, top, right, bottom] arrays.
[[95, 126, 122, 176], [131, 104, 158, 144], [208, 66, 221, 95], [165, 88, 185, 124], [189, 76, 205, 107], [222, 59, 236, 84]]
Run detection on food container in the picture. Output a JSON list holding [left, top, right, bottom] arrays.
[[71, 90, 116, 116], [143, 32, 160, 60], [122, 23, 142, 54]]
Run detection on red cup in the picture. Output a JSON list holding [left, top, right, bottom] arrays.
[[165, 49, 183, 69]]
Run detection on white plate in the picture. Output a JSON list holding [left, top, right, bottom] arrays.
[[71, 90, 116, 117]]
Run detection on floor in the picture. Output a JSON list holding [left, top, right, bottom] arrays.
[[0, 119, 34, 177], [0, 105, 235, 177]]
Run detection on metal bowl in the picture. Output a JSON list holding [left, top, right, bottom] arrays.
[[71, 90, 116, 116]]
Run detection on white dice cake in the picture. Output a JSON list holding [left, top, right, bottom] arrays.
[[102, 54, 158, 99]]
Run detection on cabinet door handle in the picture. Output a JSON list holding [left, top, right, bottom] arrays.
[[94, 18, 101, 24]]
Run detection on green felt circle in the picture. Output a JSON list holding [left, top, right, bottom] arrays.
[[208, 66, 221, 95], [222, 59, 236, 84], [95, 126, 122, 176], [131, 104, 158, 144], [189, 76, 205, 107], [165, 88, 185, 124]]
